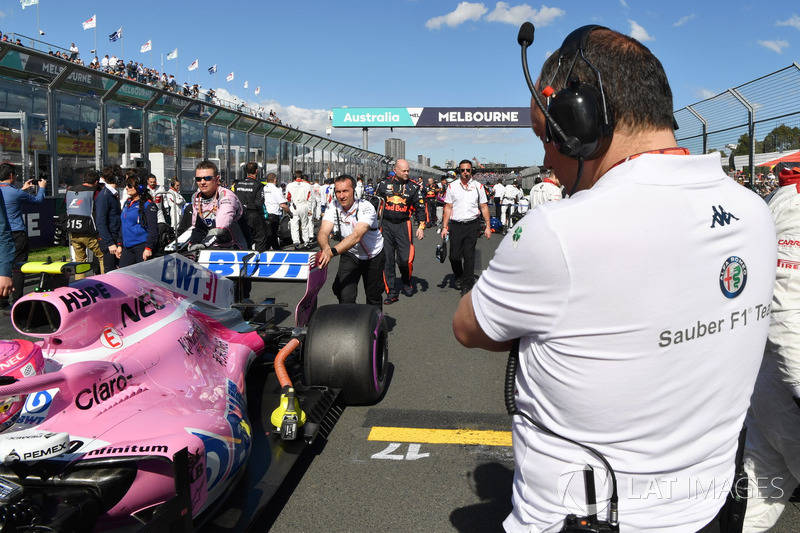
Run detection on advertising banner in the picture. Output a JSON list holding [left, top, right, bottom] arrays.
[[331, 107, 531, 128]]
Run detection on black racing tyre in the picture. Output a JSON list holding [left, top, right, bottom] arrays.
[[303, 304, 388, 405]]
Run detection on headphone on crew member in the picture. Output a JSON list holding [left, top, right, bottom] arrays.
[[541, 25, 615, 161]]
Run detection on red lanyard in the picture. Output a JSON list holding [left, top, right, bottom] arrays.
[[608, 147, 690, 172]]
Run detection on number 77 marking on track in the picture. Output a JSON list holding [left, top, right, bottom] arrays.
[[371, 443, 430, 461], [368, 426, 512, 447]]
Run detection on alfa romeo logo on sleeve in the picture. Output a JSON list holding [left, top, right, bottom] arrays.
[[719, 256, 747, 299]]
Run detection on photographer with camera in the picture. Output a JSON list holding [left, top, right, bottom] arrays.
[[453, 24, 775, 532], [0, 162, 46, 306], [317, 174, 384, 309]]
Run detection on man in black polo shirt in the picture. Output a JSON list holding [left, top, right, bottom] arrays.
[[231, 162, 267, 250]]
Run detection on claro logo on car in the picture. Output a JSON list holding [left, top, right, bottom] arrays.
[[58, 283, 112, 312], [75, 364, 133, 410]]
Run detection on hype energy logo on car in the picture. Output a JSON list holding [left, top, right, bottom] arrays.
[[719, 256, 747, 299]]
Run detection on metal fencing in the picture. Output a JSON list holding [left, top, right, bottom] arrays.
[[674, 63, 800, 186]]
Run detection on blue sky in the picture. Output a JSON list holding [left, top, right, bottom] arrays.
[[2, 1, 799, 168]]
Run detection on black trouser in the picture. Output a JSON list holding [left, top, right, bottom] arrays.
[[448, 218, 480, 287], [119, 242, 148, 268], [265, 214, 281, 250], [381, 218, 414, 297], [244, 210, 269, 251], [425, 199, 437, 227], [10, 231, 28, 303], [333, 249, 386, 309], [98, 240, 119, 273]]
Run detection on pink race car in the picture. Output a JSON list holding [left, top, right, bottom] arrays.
[[0, 252, 388, 531]]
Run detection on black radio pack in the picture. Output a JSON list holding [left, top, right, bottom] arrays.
[[560, 467, 618, 533]]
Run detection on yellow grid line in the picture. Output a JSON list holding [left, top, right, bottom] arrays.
[[368, 426, 512, 447]]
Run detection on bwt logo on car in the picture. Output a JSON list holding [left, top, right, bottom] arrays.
[[204, 251, 308, 278], [160, 255, 221, 302], [76, 365, 133, 410]]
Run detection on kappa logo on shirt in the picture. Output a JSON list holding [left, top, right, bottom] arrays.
[[710, 205, 739, 228]]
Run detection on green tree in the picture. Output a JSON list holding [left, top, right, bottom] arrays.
[[762, 124, 800, 152]]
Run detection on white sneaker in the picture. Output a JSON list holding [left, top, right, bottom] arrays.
[[436, 228, 441, 234]]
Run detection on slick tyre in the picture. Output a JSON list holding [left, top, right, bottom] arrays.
[[304, 304, 388, 405]]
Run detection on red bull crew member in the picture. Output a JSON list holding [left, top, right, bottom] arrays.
[[375, 159, 425, 305]]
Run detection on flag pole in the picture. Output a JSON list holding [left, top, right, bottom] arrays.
[[36, 2, 40, 44]]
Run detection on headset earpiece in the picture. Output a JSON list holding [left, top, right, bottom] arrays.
[[546, 25, 615, 160]]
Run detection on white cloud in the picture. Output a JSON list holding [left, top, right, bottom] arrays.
[[628, 20, 654, 42], [0, 10, 6, 18], [674, 14, 696, 27], [426, 2, 488, 30], [485, 3, 565, 26], [776, 15, 800, 30], [619, 0, 628, 7], [697, 88, 717, 100], [758, 39, 789, 53]]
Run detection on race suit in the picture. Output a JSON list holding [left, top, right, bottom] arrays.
[[424, 183, 440, 228], [529, 178, 563, 208], [311, 181, 322, 220], [375, 176, 425, 297], [501, 184, 522, 227], [743, 166, 800, 532], [285, 178, 313, 246]]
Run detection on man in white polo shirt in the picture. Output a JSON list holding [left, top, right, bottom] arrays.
[[453, 24, 775, 533], [317, 174, 385, 309], [441, 159, 491, 295]]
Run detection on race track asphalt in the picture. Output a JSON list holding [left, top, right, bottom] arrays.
[[2, 224, 798, 532]]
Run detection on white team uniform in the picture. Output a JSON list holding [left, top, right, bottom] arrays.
[[743, 171, 800, 532], [501, 184, 522, 226], [471, 153, 776, 532], [285, 179, 313, 245], [311, 182, 322, 220], [529, 179, 563, 208]]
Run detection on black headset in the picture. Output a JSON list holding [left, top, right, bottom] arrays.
[[519, 23, 615, 161]]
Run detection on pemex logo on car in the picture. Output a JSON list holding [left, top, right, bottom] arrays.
[[719, 256, 747, 299]]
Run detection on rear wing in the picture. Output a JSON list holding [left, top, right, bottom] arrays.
[[196, 250, 326, 326], [197, 250, 318, 281]]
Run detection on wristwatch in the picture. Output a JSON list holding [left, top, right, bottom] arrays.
[[330, 247, 339, 256]]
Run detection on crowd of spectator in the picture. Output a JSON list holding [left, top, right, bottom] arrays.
[[0, 29, 285, 125]]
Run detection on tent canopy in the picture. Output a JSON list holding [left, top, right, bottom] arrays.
[[762, 150, 800, 167]]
